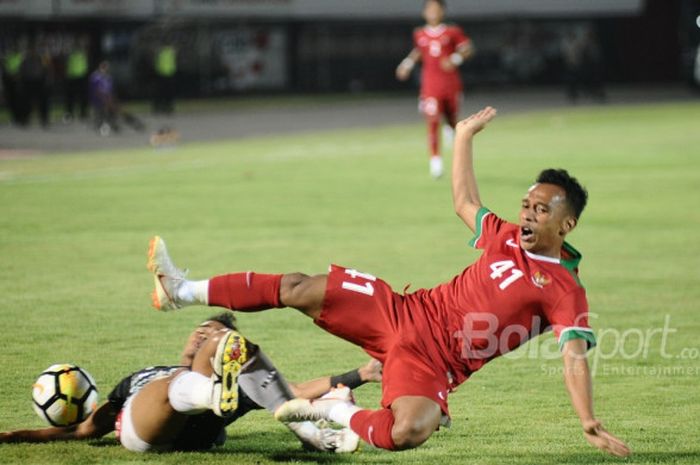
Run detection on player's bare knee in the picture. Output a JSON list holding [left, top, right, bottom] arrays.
[[391, 419, 433, 450], [191, 329, 230, 374], [204, 331, 227, 353]]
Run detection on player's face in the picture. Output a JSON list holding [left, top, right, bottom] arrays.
[[181, 320, 228, 364], [519, 183, 575, 256], [423, 1, 445, 26]]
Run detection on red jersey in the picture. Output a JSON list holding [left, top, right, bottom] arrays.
[[405, 207, 596, 387], [414, 23, 470, 96]]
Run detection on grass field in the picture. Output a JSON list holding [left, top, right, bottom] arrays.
[[1, 101, 699, 464]]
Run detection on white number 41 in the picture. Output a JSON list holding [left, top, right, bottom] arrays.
[[489, 260, 524, 290], [341, 268, 376, 296]]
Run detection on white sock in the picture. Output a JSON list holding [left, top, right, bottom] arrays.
[[442, 124, 455, 147], [430, 156, 444, 178], [177, 279, 209, 305], [328, 402, 361, 427], [168, 371, 213, 414]]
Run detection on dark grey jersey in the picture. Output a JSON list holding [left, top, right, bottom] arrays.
[[107, 349, 294, 451]]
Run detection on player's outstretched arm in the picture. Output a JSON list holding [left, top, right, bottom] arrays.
[[0, 401, 117, 444], [288, 358, 382, 399], [561, 339, 631, 458], [452, 106, 497, 232]]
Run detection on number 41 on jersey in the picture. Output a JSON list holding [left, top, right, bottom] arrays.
[[489, 260, 524, 290]]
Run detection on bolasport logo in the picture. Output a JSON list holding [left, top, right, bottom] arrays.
[[453, 313, 699, 378]]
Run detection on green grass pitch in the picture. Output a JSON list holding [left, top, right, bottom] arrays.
[[0, 101, 699, 464]]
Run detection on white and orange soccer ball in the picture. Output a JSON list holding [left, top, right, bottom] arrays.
[[32, 364, 99, 426]]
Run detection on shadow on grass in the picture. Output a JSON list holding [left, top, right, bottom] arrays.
[[500, 451, 700, 464], [87, 437, 120, 448], [86, 432, 700, 464], [89, 430, 356, 461], [624, 452, 700, 463]]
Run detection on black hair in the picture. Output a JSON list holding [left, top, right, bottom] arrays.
[[205, 312, 238, 331], [425, 0, 446, 7], [536, 168, 588, 219]]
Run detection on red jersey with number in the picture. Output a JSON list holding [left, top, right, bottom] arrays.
[[405, 207, 596, 388], [414, 23, 470, 96]]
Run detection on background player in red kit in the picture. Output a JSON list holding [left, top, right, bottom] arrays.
[[149, 106, 630, 457], [396, 0, 473, 178]]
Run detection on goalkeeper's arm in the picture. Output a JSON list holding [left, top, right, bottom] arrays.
[[0, 401, 117, 443], [289, 358, 382, 399]]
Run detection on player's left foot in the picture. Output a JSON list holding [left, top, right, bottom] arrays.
[[430, 156, 444, 179], [147, 235, 187, 311], [211, 330, 249, 417], [275, 386, 354, 423]]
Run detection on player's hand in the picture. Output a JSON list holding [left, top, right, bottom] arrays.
[[440, 57, 457, 72], [582, 419, 631, 458], [396, 64, 411, 81], [456, 106, 497, 137], [359, 358, 383, 383]]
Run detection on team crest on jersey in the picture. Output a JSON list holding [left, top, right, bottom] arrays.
[[531, 271, 551, 288]]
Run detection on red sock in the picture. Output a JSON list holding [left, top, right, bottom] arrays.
[[208, 272, 283, 311], [349, 408, 396, 450], [427, 118, 440, 157]]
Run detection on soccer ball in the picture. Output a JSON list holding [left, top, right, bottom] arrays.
[[32, 364, 99, 426]]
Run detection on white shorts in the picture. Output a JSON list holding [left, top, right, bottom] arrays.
[[118, 396, 172, 453]]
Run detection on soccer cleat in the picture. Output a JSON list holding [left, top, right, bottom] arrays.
[[298, 423, 360, 453], [327, 427, 361, 453], [430, 156, 444, 179], [147, 235, 187, 311], [274, 386, 354, 423], [211, 330, 248, 417]]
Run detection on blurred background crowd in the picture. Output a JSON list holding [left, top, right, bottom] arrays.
[[1, 0, 699, 131]]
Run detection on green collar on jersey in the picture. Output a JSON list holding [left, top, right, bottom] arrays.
[[561, 241, 582, 271], [470, 206, 583, 269]]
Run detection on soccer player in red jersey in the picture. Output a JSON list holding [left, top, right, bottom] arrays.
[[149, 106, 630, 457], [396, 0, 473, 178]]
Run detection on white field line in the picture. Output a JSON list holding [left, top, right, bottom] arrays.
[[0, 137, 418, 185]]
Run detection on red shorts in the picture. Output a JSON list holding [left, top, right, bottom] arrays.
[[419, 91, 462, 120], [315, 264, 451, 414]]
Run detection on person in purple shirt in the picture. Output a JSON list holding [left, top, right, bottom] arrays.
[[89, 61, 115, 132], [89, 60, 144, 135]]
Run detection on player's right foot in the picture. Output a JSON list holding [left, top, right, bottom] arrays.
[[299, 424, 360, 453], [211, 330, 249, 417], [274, 386, 354, 423], [147, 235, 187, 311], [327, 427, 360, 453]]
